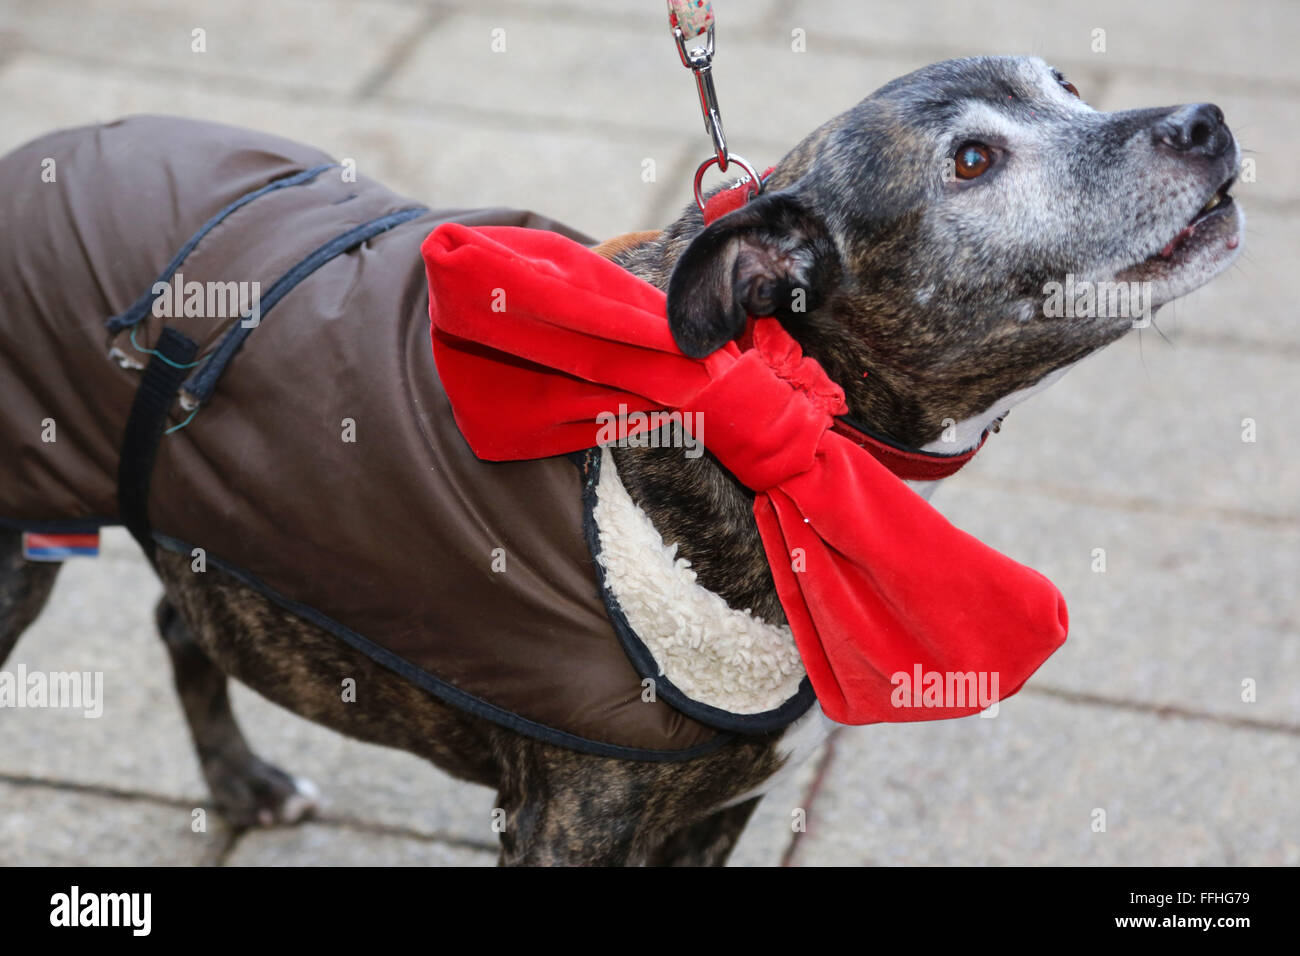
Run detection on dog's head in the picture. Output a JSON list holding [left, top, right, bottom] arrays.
[[664, 55, 1243, 447]]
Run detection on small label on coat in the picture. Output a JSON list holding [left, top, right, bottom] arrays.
[[22, 532, 100, 561]]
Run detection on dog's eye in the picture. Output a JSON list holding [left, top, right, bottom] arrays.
[[953, 142, 993, 180], [1053, 70, 1081, 98]]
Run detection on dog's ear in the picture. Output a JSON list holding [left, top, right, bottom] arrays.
[[666, 190, 841, 358]]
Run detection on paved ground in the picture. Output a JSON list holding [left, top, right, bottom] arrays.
[[0, 0, 1296, 866]]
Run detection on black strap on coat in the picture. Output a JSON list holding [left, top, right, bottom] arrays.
[[117, 326, 198, 559]]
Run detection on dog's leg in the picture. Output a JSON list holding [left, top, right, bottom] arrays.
[[493, 740, 652, 866], [0, 530, 61, 665], [645, 797, 761, 867], [494, 788, 644, 866], [155, 596, 318, 827], [492, 736, 776, 866], [494, 775, 758, 867]]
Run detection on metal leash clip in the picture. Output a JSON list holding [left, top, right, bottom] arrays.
[[667, 0, 761, 210]]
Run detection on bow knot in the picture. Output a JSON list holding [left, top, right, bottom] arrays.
[[685, 321, 847, 492], [747, 317, 848, 419]]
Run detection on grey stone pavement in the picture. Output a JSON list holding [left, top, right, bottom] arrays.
[[0, 0, 1296, 866]]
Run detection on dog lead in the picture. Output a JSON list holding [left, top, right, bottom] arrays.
[[668, 0, 763, 210]]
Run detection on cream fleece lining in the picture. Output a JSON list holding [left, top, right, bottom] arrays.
[[592, 447, 806, 715]]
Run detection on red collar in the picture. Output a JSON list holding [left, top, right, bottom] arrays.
[[830, 418, 986, 482], [709, 173, 988, 482], [700, 168, 767, 224]]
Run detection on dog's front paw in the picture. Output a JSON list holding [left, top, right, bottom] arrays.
[[209, 758, 321, 828]]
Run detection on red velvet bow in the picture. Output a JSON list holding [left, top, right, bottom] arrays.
[[423, 223, 1068, 725]]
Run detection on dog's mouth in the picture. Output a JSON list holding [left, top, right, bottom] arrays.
[[1117, 171, 1242, 293], [1153, 175, 1237, 261]]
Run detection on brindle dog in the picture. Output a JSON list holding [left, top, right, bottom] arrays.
[[0, 56, 1243, 865]]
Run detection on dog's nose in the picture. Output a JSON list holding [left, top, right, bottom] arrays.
[[1153, 103, 1233, 158]]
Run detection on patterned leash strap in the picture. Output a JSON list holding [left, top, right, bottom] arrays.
[[666, 0, 761, 210]]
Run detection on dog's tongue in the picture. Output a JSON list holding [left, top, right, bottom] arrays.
[[1160, 224, 1196, 259]]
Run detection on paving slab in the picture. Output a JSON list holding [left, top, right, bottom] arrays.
[[781, 0, 1300, 91], [949, 335, 1300, 522], [225, 823, 495, 867], [224, 685, 500, 844], [488, 0, 786, 32], [0, 543, 181, 793], [792, 694, 1299, 866], [379, 11, 708, 136], [0, 0, 429, 96], [933, 486, 1300, 725], [379, 8, 928, 161], [0, 780, 229, 866], [0, 53, 694, 240]]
